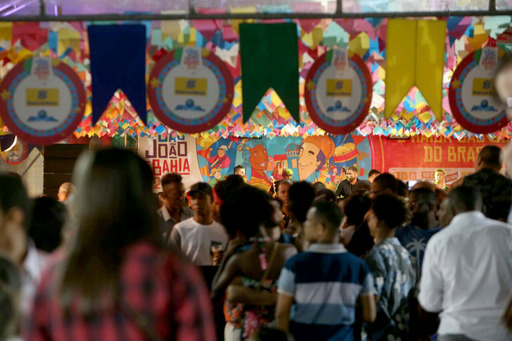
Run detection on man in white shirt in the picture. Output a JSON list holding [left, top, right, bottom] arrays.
[[0, 173, 47, 316], [419, 185, 512, 341], [170, 182, 227, 266]]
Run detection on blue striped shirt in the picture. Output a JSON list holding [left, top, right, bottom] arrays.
[[278, 243, 375, 341]]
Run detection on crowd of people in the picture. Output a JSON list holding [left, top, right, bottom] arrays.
[[0, 144, 512, 341]]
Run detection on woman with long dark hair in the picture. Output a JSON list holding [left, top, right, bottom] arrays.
[[24, 148, 215, 341]]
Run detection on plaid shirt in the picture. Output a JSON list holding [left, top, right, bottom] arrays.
[[23, 242, 216, 341]]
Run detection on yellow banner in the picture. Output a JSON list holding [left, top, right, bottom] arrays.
[[326, 79, 353, 97], [472, 78, 496, 96], [26, 88, 60, 106], [386, 19, 446, 121], [174, 78, 207, 96]]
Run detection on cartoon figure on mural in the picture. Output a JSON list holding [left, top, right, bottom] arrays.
[[241, 140, 273, 192], [297, 136, 336, 182], [208, 168, 223, 187], [323, 165, 346, 187], [206, 141, 234, 178]]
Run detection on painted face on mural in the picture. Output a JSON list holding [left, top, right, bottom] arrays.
[[250, 144, 268, 171], [298, 142, 321, 180], [218, 147, 227, 157]]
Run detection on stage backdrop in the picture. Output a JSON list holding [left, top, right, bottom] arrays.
[[139, 135, 508, 191]]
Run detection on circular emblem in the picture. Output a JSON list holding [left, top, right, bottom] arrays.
[[0, 136, 28, 165], [0, 58, 86, 145], [148, 47, 234, 133], [305, 50, 372, 135], [449, 48, 508, 134]]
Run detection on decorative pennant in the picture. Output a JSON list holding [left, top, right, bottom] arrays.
[[88, 25, 147, 124], [386, 19, 446, 121], [240, 23, 300, 123], [148, 47, 234, 133], [449, 47, 508, 134], [0, 57, 86, 145], [305, 49, 372, 134]]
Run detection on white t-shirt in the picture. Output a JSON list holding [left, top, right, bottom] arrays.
[[419, 211, 512, 341], [171, 217, 228, 266]]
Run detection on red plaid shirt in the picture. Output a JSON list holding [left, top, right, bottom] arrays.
[[23, 242, 216, 341]]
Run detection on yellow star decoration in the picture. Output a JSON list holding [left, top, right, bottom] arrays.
[[451, 79, 460, 89], [1, 90, 10, 101], [150, 77, 160, 88], [306, 80, 315, 91]]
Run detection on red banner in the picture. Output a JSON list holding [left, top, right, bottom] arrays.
[[370, 136, 508, 184]]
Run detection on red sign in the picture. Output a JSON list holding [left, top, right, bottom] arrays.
[[370, 135, 507, 184]]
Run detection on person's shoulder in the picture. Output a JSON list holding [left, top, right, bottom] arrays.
[[174, 217, 196, 229]]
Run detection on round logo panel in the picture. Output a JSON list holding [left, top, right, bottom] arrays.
[[449, 48, 508, 134], [0, 57, 86, 145], [305, 49, 372, 135], [148, 47, 234, 134]]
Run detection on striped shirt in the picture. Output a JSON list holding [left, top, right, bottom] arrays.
[[278, 243, 375, 341]]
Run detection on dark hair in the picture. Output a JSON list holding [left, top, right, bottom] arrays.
[[161, 172, 183, 187], [478, 145, 502, 169], [60, 148, 159, 312], [314, 189, 338, 203], [343, 192, 371, 227], [462, 168, 512, 221], [448, 186, 482, 213], [396, 180, 409, 198], [312, 181, 326, 194], [234, 165, 245, 172], [371, 194, 406, 229], [347, 165, 358, 173], [29, 197, 67, 253], [410, 187, 437, 204], [289, 181, 315, 223], [0, 173, 30, 231], [277, 179, 293, 193], [368, 169, 380, 178], [354, 180, 371, 192], [0, 255, 21, 339], [373, 172, 398, 194], [221, 185, 274, 238], [310, 201, 344, 233], [213, 174, 245, 203]]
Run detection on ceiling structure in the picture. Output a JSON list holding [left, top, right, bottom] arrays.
[[0, 0, 511, 19]]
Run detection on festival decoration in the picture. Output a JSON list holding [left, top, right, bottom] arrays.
[[88, 25, 147, 124], [0, 135, 28, 165], [305, 48, 372, 134], [449, 47, 509, 134], [0, 57, 86, 145], [386, 19, 446, 121], [240, 23, 300, 123], [148, 47, 234, 133]]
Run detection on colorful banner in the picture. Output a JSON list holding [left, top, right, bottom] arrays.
[[148, 47, 234, 133], [0, 57, 86, 145], [140, 135, 509, 192], [449, 47, 509, 134], [386, 19, 446, 121], [305, 49, 372, 134]]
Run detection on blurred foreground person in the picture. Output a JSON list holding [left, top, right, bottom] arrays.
[[419, 186, 512, 341], [24, 148, 215, 341], [0, 173, 46, 316], [57, 182, 75, 203], [28, 197, 67, 253], [0, 255, 22, 341]]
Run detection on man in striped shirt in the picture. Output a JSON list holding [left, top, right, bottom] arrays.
[[276, 201, 376, 341]]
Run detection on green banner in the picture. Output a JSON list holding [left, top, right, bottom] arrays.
[[240, 23, 300, 123]]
